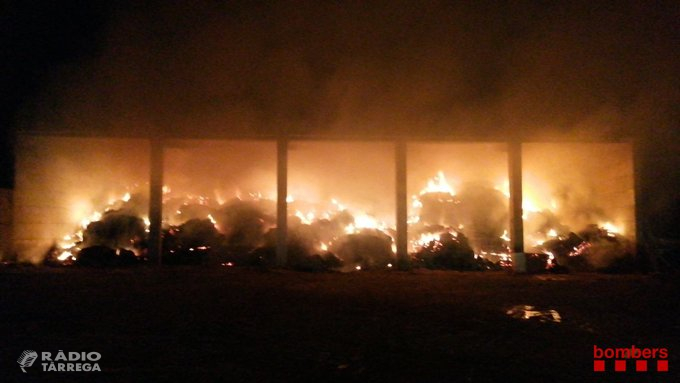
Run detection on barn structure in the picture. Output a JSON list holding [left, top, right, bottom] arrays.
[[10, 130, 639, 270]]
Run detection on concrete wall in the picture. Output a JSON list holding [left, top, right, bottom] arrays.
[[13, 136, 149, 263], [0, 188, 11, 260]]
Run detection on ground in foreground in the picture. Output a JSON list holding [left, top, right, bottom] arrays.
[[1, 267, 678, 382]]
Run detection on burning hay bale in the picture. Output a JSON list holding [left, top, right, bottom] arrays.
[[242, 227, 343, 271], [44, 209, 149, 267], [413, 230, 502, 270], [416, 180, 510, 260], [332, 229, 394, 271], [78, 210, 147, 266], [82, 210, 146, 250], [541, 224, 635, 272], [215, 198, 275, 249], [163, 218, 223, 265], [415, 231, 478, 270], [76, 246, 139, 267], [419, 192, 460, 226]]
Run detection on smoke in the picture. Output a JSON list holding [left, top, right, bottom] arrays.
[[17, 1, 674, 139], [11, 0, 679, 265], [13, 136, 150, 263]]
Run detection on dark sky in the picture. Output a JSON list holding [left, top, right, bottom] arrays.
[[1, 0, 678, 236], [1, 0, 112, 187]]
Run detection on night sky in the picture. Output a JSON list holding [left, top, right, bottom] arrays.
[[1, 0, 111, 188], [1, 1, 678, 236]]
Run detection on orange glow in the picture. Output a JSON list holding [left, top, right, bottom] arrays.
[[420, 171, 455, 195]]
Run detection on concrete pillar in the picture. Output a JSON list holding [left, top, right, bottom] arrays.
[[508, 141, 525, 270], [395, 140, 409, 269], [148, 138, 164, 265], [276, 137, 288, 267], [633, 139, 654, 271]]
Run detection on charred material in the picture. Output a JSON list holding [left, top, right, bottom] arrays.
[[76, 246, 140, 267], [415, 231, 499, 270], [83, 210, 146, 250], [333, 229, 394, 270], [163, 218, 223, 265], [542, 224, 635, 272]]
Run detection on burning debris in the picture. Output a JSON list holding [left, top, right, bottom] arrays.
[[414, 230, 493, 270], [538, 224, 635, 273], [333, 230, 394, 271], [44, 191, 149, 267], [163, 218, 222, 265], [41, 169, 635, 272]]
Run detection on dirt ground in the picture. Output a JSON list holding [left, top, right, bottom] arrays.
[[1, 266, 678, 382]]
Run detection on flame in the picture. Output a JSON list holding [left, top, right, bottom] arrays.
[[416, 232, 441, 247], [353, 214, 384, 230], [57, 251, 73, 262], [331, 198, 346, 211], [407, 215, 420, 224], [80, 211, 102, 229], [295, 210, 315, 225], [522, 199, 541, 219], [420, 171, 455, 195], [207, 214, 219, 230], [599, 222, 623, 234], [494, 180, 510, 199], [50, 169, 629, 270], [600, 221, 622, 236]]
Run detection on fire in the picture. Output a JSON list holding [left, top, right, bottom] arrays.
[[415, 232, 441, 247], [494, 180, 510, 199], [353, 214, 386, 231], [48, 169, 630, 272], [80, 211, 102, 229], [295, 210, 315, 225], [600, 221, 622, 236], [420, 171, 455, 195], [521, 198, 541, 219], [331, 198, 346, 211], [57, 251, 73, 262], [413, 229, 459, 249]]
